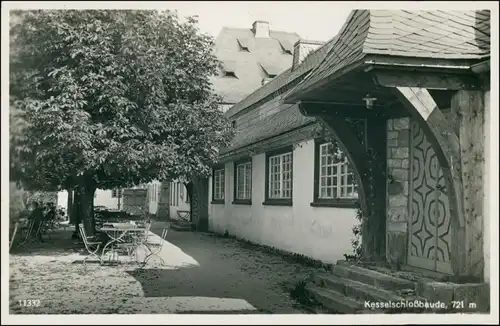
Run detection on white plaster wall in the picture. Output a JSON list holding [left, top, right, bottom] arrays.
[[483, 90, 490, 283], [146, 181, 161, 214], [94, 189, 119, 209], [220, 104, 233, 113], [57, 191, 68, 214], [208, 139, 358, 264], [57, 189, 119, 213]]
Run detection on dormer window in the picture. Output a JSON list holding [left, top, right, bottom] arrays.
[[279, 40, 293, 55], [221, 60, 238, 78], [237, 38, 250, 52], [260, 62, 281, 79]]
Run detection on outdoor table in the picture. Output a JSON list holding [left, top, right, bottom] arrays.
[[99, 223, 146, 263]]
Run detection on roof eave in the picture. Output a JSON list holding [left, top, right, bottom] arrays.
[[283, 60, 367, 105], [471, 59, 490, 74]]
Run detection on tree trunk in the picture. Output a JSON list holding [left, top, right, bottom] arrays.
[[71, 187, 81, 238], [79, 183, 96, 236], [185, 182, 193, 222], [66, 189, 73, 222]]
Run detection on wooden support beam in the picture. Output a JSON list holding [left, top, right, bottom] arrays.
[[394, 86, 468, 278], [372, 69, 481, 91], [298, 101, 377, 118], [451, 90, 486, 281], [298, 100, 406, 119]]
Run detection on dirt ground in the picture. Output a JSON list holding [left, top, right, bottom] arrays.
[[9, 220, 318, 314]]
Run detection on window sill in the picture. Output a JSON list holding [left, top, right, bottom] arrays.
[[232, 199, 252, 205], [211, 200, 225, 205], [310, 199, 359, 209], [262, 199, 292, 206]]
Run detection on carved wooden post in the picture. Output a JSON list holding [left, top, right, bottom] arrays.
[[392, 86, 485, 280]]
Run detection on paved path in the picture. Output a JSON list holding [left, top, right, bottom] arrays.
[[140, 220, 314, 313], [9, 220, 317, 314]]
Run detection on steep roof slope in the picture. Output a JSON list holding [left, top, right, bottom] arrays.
[[225, 36, 334, 118], [220, 38, 334, 154], [211, 26, 301, 104], [285, 9, 491, 102]]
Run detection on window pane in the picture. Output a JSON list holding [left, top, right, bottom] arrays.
[[268, 152, 293, 200], [214, 169, 225, 200], [347, 173, 354, 185], [326, 187, 332, 198], [321, 156, 326, 166]]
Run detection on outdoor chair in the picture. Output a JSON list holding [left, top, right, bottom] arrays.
[[176, 210, 191, 222], [121, 222, 151, 264], [78, 224, 103, 266], [41, 218, 59, 241], [140, 226, 169, 268], [9, 222, 20, 251], [17, 219, 43, 249]]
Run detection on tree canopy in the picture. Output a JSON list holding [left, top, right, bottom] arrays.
[[10, 9, 234, 192]]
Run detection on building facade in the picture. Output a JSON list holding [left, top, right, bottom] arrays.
[[282, 9, 491, 285], [207, 38, 361, 264]]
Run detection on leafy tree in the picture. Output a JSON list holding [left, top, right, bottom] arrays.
[[10, 10, 234, 234]]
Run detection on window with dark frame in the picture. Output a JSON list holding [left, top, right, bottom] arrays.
[[212, 167, 225, 203], [233, 160, 252, 204], [264, 147, 293, 206], [111, 188, 122, 198], [312, 140, 358, 208]]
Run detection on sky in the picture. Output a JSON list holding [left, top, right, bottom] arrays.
[[157, 1, 352, 42], [6, 1, 497, 43]]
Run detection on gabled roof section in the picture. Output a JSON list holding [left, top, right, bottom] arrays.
[[260, 61, 283, 77], [225, 37, 332, 118], [284, 9, 491, 103], [278, 39, 294, 54], [211, 26, 301, 105]]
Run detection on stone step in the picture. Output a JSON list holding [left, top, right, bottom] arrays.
[[305, 284, 365, 314], [332, 263, 417, 292], [313, 273, 409, 303], [310, 274, 430, 314]]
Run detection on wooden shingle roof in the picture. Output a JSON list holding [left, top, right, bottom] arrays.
[[220, 100, 315, 155], [285, 9, 491, 103]]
